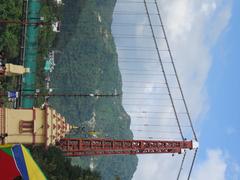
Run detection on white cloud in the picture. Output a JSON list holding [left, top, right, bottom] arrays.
[[133, 154, 184, 180], [112, 0, 233, 179], [207, 2, 232, 45], [201, 2, 217, 15], [192, 149, 227, 180], [231, 163, 240, 180], [113, 0, 232, 131], [191, 150, 240, 180], [159, 0, 232, 120]]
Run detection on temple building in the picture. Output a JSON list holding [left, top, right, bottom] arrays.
[[0, 106, 74, 147], [0, 63, 30, 76]]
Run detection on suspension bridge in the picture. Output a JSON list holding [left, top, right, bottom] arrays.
[[0, 0, 198, 179]]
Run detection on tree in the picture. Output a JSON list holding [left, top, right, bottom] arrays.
[[0, 0, 22, 59], [29, 146, 101, 180]]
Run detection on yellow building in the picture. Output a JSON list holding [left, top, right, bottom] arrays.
[[0, 107, 73, 146], [0, 63, 30, 76]]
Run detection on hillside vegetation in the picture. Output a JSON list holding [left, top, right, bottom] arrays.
[[0, 0, 138, 179], [0, 0, 103, 179], [50, 0, 138, 180], [29, 146, 101, 180]]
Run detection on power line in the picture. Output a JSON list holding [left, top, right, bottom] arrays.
[[127, 111, 187, 115], [113, 12, 158, 16], [59, 31, 165, 39], [129, 116, 177, 120], [117, 46, 155, 50], [123, 85, 173, 88], [143, 0, 184, 140], [112, 23, 162, 27], [123, 80, 167, 84], [0, 92, 122, 98], [154, 0, 198, 141], [120, 68, 162, 72], [131, 124, 191, 128], [177, 151, 187, 180], [59, 22, 162, 27], [0, 19, 51, 26], [124, 92, 170, 95], [121, 73, 176, 76], [114, 35, 164, 39], [132, 129, 181, 134], [187, 149, 198, 180], [134, 137, 182, 141], [123, 97, 182, 100], [123, 104, 172, 107], [113, 11, 154, 15], [117, 1, 155, 4]]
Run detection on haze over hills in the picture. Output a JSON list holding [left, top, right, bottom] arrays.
[[50, 1, 138, 179]]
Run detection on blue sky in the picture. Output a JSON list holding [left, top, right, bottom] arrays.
[[198, 0, 240, 178]]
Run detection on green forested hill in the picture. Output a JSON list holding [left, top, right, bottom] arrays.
[[0, 0, 22, 59], [29, 146, 101, 180], [50, 0, 138, 180]]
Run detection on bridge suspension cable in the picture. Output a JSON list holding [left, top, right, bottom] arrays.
[[154, 0, 198, 141], [143, 0, 184, 140], [111, 0, 199, 178]]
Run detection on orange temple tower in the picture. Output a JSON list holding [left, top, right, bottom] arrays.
[[0, 106, 74, 147]]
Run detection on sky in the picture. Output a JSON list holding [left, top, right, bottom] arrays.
[[196, 0, 240, 179], [112, 0, 239, 179]]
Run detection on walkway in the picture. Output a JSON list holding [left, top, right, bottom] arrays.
[[21, 0, 41, 108]]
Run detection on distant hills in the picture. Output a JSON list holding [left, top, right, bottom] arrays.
[[50, 0, 138, 180]]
